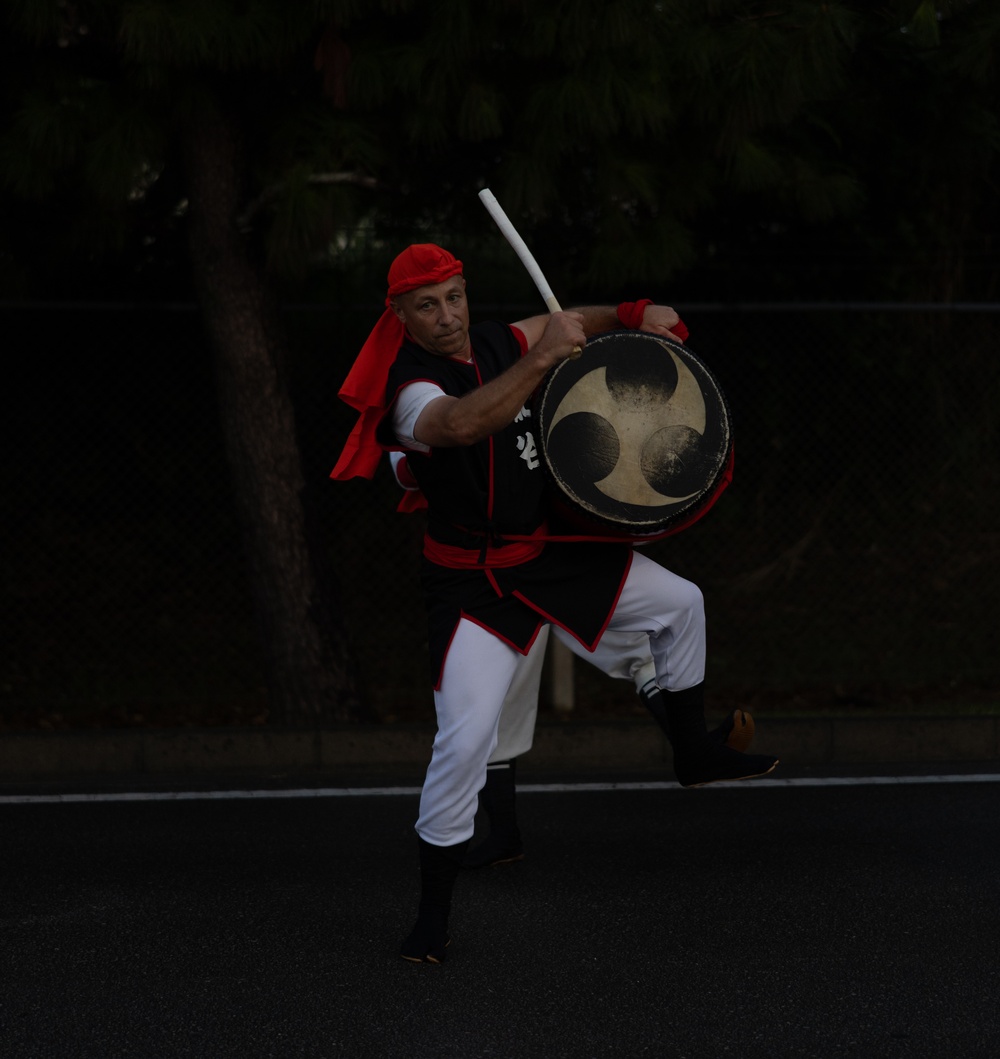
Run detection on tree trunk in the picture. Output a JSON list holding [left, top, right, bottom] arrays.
[[180, 101, 369, 726]]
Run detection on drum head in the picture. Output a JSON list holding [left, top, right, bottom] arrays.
[[536, 330, 732, 537]]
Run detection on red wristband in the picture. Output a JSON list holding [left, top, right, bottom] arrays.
[[617, 299, 653, 329]]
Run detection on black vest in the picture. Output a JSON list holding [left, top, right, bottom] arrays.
[[378, 322, 547, 546]]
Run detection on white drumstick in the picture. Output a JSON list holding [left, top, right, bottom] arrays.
[[478, 188, 564, 313], [479, 188, 581, 356]]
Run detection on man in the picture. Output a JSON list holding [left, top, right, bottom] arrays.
[[332, 243, 777, 964]]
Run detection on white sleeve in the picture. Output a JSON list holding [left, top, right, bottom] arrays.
[[391, 381, 446, 454]]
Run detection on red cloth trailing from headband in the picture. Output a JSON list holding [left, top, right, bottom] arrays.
[[617, 299, 689, 342], [330, 244, 463, 481]]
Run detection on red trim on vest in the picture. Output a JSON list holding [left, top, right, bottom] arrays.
[[470, 353, 499, 525]]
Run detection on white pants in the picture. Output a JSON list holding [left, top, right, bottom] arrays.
[[490, 624, 657, 763], [415, 551, 705, 845]]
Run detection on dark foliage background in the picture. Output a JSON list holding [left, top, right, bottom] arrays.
[[2, 1, 999, 729]]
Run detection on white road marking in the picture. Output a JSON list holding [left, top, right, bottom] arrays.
[[0, 773, 999, 805]]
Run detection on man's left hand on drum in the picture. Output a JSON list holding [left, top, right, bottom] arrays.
[[640, 304, 688, 343]]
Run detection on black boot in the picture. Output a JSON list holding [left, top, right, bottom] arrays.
[[646, 682, 779, 787], [462, 759, 525, 869], [639, 682, 756, 753], [400, 835, 470, 964]]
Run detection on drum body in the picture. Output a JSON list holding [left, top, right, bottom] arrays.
[[536, 330, 733, 541]]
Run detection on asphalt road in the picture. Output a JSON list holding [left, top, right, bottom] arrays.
[[2, 768, 999, 1059]]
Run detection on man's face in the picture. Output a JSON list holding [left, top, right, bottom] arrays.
[[391, 277, 471, 359]]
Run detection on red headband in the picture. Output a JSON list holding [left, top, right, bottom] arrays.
[[386, 243, 463, 300], [330, 244, 463, 482]]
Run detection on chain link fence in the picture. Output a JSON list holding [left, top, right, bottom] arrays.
[[2, 303, 997, 730]]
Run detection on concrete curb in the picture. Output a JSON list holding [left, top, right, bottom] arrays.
[[1, 715, 998, 785]]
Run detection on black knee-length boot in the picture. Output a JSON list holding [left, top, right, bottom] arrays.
[[641, 682, 778, 787], [462, 759, 525, 869], [400, 835, 471, 964]]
